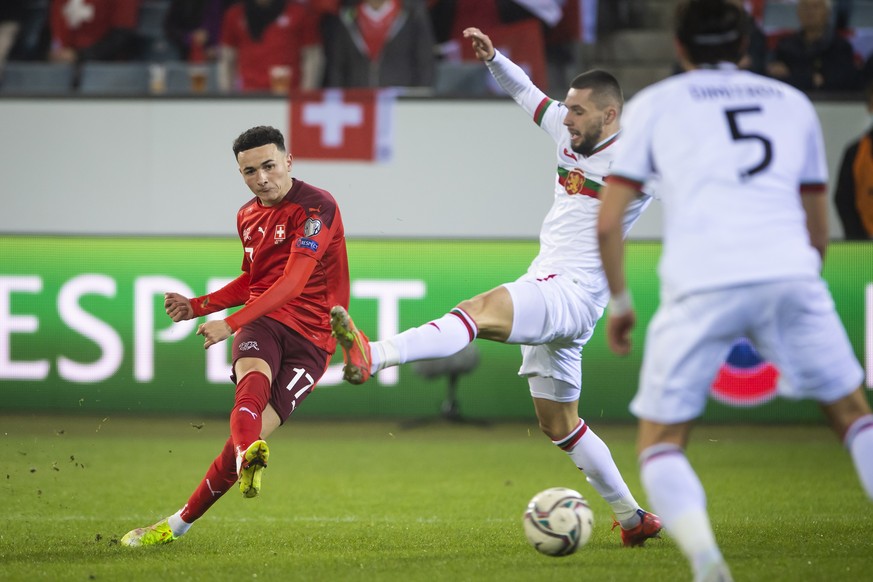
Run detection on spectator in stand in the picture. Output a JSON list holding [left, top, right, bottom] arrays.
[[164, 0, 236, 62], [6, 0, 51, 62], [766, 0, 860, 92], [48, 0, 140, 63], [322, 0, 435, 88], [735, 0, 768, 74], [0, 3, 25, 78], [429, 0, 503, 47], [219, 0, 323, 93], [834, 81, 873, 240], [427, 0, 560, 55]]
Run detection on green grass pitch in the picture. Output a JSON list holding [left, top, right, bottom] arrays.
[[1, 414, 871, 581]]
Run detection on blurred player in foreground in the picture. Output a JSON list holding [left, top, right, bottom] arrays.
[[121, 125, 350, 546], [330, 27, 662, 546], [597, 1, 873, 580]]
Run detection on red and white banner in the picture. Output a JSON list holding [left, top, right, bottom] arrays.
[[288, 88, 396, 162]]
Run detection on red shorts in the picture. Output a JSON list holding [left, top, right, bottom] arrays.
[[231, 316, 331, 423]]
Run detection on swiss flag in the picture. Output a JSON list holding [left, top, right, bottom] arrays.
[[289, 89, 396, 162]]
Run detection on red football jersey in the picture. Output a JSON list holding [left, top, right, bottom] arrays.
[[220, 2, 320, 91], [50, 0, 140, 51], [229, 180, 349, 353]]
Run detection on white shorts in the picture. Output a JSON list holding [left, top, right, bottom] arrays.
[[631, 278, 864, 424], [503, 273, 605, 395]]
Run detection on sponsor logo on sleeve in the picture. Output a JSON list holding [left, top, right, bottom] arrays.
[[296, 238, 319, 251]]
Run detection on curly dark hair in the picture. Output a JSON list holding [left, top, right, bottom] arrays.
[[675, 0, 749, 65], [232, 125, 286, 158]]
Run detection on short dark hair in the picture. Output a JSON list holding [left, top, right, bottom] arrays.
[[569, 69, 623, 113], [232, 125, 286, 157], [675, 0, 749, 65]]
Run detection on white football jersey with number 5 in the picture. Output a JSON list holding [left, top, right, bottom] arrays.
[[610, 64, 827, 302]]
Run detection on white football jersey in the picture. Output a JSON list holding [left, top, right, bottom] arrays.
[[486, 51, 651, 306], [611, 64, 826, 301]]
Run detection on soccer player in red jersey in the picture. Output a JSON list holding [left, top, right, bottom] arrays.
[[121, 125, 350, 546]]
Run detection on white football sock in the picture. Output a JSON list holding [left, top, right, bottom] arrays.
[[370, 308, 477, 373], [555, 419, 640, 526], [168, 508, 192, 537], [640, 444, 724, 578], [844, 414, 873, 500]]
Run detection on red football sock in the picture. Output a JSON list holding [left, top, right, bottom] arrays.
[[230, 370, 271, 458], [180, 437, 236, 523]]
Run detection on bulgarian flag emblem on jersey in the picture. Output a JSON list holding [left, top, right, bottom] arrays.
[[558, 167, 602, 198]]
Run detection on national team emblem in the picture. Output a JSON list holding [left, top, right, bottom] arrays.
[[564, 169, 585, 195], [289, 89, 396, 162], [304, 218, 322, 237], [274, 224, 286, 243]]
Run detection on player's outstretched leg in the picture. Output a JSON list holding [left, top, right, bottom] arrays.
[[330, 306, 372, 385], [612, 509, 663, 547], [541, 392, 663, 548], [238, 439, 269, 498], [120, 518, 176, 547]]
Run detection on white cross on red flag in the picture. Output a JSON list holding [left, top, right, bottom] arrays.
[[288, 89, 396, 162]]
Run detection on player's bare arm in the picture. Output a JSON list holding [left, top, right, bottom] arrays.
[[462, 28, 495, 61], [597, 181, 639, 356], [165, 292, 195, 322], [800, 188, 830, 261]]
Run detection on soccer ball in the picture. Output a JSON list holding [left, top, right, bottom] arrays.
[[522, 487, 594, 556]]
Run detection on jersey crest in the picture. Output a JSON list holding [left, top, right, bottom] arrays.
[[564, 169, 585, 195], [557, 167, 602, 199]]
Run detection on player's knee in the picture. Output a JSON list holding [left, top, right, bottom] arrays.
[[537, 416, 576, 441], [538, 419, 562, 441], [455, 295, 483, 319]]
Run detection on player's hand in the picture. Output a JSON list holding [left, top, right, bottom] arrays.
[[197, 320, 233, 349], [462, 27, 495, 61], [165, 292, 195, 322], [606, 311, 635, 356]]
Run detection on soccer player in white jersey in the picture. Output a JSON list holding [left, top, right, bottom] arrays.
[[597, 0, 873, 580], [331, 27, 661, 546]]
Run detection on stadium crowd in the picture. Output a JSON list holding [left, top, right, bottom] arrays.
[[2, 0, 873, 97]]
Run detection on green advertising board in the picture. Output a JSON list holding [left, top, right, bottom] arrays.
[[0, 236, 870, 422]]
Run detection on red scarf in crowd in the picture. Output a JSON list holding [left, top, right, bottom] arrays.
[[356, 0, 400, 60]]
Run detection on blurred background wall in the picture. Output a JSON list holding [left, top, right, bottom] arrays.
[[0, 97, 866, 239]]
